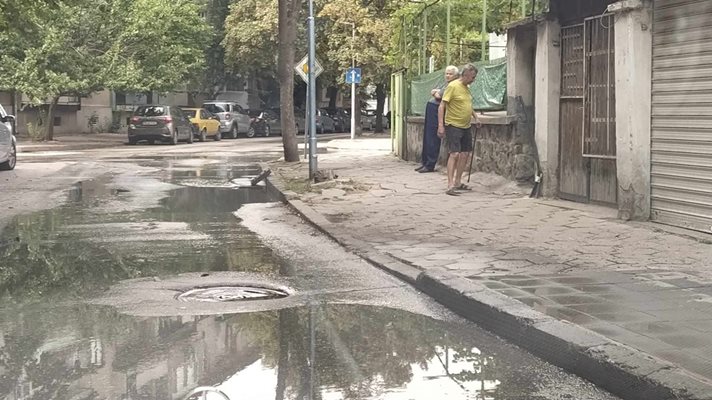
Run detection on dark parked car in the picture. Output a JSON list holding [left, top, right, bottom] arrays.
[[128, 105, 194, 145], [316, 109, 336, 133], [268, 107, 305, 134], [0, 104, 16, 171], [325, 108, 350, 132], [202, 101, 252, 139], [251, 109, 283, 137]]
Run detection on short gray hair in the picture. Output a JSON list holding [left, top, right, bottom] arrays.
[[460, 63, 478, 75], [445, 65, 459, 76]]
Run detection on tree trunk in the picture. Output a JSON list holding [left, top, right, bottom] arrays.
[[327, 86, 338, 109], [45, 96, 59, 141], [375, 83, 386, 133], [355, 91, 362, 136], [247, 72, 261, 110], [278, 0, 300, 162]]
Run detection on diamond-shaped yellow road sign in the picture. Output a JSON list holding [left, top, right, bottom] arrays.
[[295, 54, 323, 83]]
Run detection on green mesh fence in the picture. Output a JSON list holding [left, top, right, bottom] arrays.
[[409, 57, 507, 115]]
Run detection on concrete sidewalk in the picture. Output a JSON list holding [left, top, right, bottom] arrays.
[[267, 137, 712, 400], [16, 133, 126, 152]]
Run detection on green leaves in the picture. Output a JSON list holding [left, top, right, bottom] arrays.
[[0, 0, 211, 100], [222, 0, 280, 75], [106, 0, 212, 92]]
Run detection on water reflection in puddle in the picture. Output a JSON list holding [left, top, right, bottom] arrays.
[[0, 303, 593, 400], [0, 164, 281, 300]]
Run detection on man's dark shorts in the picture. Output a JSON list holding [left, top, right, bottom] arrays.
[[445, 125, 473, 153]]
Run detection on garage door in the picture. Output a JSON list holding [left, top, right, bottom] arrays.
[[651, 0, 712, 232]]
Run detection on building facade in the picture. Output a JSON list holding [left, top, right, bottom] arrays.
[[508, 0, 712, 233]]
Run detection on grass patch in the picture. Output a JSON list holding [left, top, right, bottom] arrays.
[[283, 176, 311, 194]]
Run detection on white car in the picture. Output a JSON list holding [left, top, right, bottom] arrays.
[[0, 104, 17, 171]]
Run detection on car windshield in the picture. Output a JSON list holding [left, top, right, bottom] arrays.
[[134, 106, 166, 117], [183, 110, 198, 119], [204, 103, 228, 114]]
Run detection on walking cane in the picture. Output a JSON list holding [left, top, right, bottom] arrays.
[[467, 126, 478, 183]]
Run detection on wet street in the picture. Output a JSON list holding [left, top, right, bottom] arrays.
[[0, 138, 620, 400]]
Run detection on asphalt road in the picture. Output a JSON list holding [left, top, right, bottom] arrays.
[[0, 136, 620, 400]]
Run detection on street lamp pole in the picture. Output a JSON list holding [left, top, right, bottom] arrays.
[[482, 0, 487, 61], [446, 0, 451, 66], [350, 23, 356, 140], [308, 0, 318, 178], [341, 21, 356, 140]]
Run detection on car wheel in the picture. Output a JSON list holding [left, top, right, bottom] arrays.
[[187, 129, 194, 143], [199, 129, 207, 142], [246, 125, 256, 138], [170, 129, 178, 145], [264, 125, 271, 137], [230, 124, 238, 139], [214, 131, 222, 141], [0, 143, 16, 170]]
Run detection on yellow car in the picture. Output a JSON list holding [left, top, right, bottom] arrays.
[[182, 108, 222, 142]]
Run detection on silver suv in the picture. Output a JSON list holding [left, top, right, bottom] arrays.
[[202, 101, 252, 139], [0, 104, 16, 171]]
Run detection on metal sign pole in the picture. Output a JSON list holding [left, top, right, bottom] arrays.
[[350, 24, 356, 141], [307, 0, 318, 179], [304, 88, 309, 159]]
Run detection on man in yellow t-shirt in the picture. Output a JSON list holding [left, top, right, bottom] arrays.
[[437, 63, 481, 196]]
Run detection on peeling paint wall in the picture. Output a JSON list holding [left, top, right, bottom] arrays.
[[534, 18, 562, 198], [613, 1, 652, 220]]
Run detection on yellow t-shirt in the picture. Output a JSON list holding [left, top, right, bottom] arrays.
[[442, 80, 472, 129]]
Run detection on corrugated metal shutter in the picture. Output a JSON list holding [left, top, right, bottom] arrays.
[[651, 0, 712, 232]]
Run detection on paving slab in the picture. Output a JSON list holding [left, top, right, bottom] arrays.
[[266, 137, 712, 399]]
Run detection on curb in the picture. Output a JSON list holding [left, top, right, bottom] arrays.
[[264, 174, 712, 400], [16, 134, 127, 153]]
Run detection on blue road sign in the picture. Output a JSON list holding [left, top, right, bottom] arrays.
[[346, 67, 362, 84]]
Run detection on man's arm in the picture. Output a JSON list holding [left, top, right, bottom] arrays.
[[471, 109, 482, 128], [437, 101, 447, 138]]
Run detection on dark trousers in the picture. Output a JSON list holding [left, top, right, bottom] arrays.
[[421, 101, 441, 170]]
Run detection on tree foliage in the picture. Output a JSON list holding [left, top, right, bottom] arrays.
[[319, 0, 394, 87], [393, 0, 529, 75], [223, 0, 280, 76], [191, 0, 231, 98], [0, 0, 210, 140], [105, 0, 211, 93]]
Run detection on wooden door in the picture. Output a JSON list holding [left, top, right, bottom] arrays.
[[559, 15, 617, 205]]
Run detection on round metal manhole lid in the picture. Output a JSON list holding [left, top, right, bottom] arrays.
[[176, 286, 289, 302]]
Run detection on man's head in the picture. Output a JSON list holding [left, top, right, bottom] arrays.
[[444, 65, 460, 82], [459, 64, 478, 85]]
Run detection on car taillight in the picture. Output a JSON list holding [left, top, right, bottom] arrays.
[[159, 116, 172, 123], [130, 116, 140, 123]]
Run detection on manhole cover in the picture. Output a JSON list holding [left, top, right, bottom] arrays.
[[177, 286, 289, 302]]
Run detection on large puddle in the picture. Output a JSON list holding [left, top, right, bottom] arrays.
[[0, 303, 604, 400], [0, 161, 619, 400]]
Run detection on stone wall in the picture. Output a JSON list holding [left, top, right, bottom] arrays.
[[404, 114, 538, 182]]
